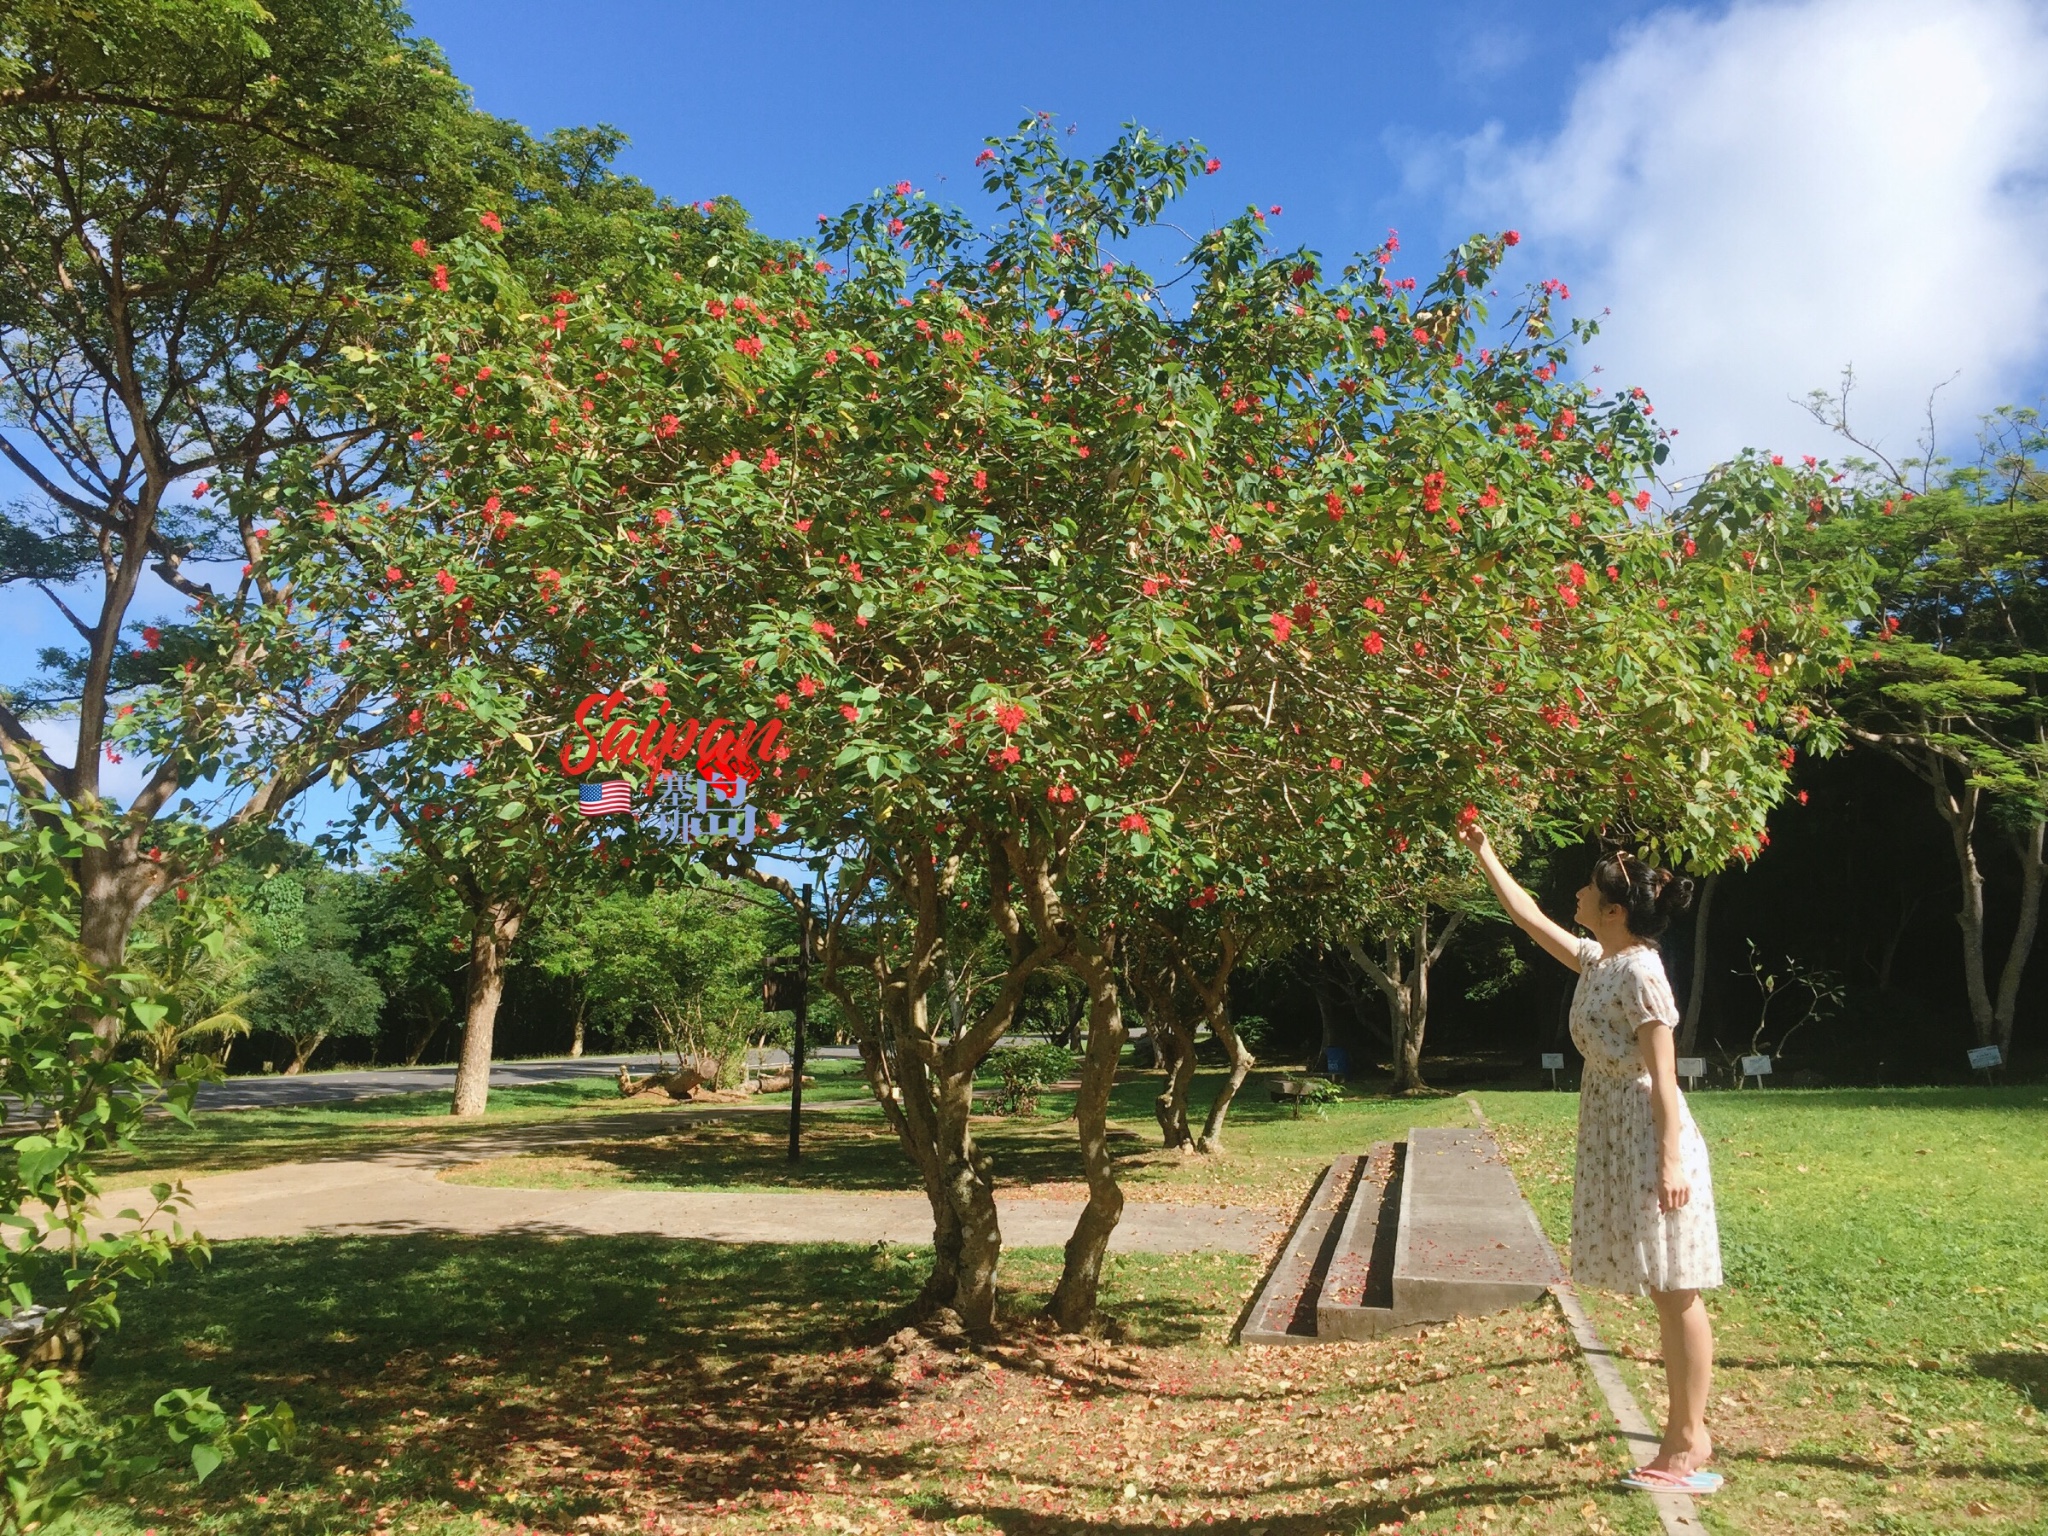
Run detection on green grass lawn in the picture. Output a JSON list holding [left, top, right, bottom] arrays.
[[98, 1058, 880, 1183], [1479, 1086, 2048, 1535], [68, 1069, 2048, 1533]]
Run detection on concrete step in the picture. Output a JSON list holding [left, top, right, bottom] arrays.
[[1391, 1126, 1561, 1325], [1239, 1124, 1559, 1348], [1316, 1140, 1402, 1339], [1239, 1153, 1361, 1346]]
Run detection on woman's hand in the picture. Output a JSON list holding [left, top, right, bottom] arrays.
[[1455, 817, 1489, 856], [1658, 1156, 1692, 1213]]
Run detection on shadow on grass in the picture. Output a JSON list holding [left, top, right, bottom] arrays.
[[1975, 1350, 2048, 1409], [80, 1234, 1243, 1532]]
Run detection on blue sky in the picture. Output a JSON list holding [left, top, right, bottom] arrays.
[[406, 0, 1650, 275], [12, 0, 2048, 826]]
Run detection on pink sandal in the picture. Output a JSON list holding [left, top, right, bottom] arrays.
[[1619, 1466, 1723, 1494]]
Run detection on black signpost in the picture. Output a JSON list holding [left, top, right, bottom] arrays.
[[789, 883, 811, 1162]]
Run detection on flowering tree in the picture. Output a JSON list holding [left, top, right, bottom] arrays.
[[239, 111, 1855, 1325]]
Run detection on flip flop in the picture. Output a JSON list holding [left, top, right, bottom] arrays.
[[1619, 1467, 1724, 1495]]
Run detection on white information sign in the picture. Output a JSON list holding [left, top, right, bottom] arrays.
[[1540, 1053, 1566, 1071], [1676, 1056, 1706, 1080], [1740, 1054, 1773, 1078], [1967, 1045, 2004, 1071]]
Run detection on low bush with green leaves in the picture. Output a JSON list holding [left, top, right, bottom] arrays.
[[985, 1043, 1076, 1115], [0, 810, 292, 1532]]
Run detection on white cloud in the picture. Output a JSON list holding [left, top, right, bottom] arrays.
[[1446, 0, 2048, 480]]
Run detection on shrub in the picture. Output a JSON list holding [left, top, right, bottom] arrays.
[[986, 1043, 1076, 1115]]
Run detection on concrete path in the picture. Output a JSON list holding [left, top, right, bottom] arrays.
[[95, 1110, 1270, 1254]]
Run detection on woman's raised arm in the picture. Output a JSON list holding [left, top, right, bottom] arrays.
[[1456, 820, 1583, 972]]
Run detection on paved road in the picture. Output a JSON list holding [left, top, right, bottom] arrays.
[[195, 1047, 867, 1112], [95, 1107, 1272, 1253]]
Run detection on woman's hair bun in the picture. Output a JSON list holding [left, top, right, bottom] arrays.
[[1653, 870, 1696, 919], [1591, 851, 1693, 939]]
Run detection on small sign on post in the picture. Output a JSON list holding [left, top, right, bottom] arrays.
[[1540, 1052, 1565, 1089], [1967, 1044, 2003, 1083], [1677, 1056, 1706, 1091], [1739, 1054, 1772, 1089]]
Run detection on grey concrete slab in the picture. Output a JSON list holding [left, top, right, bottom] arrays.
[[1392, 1126, 1561, 1324]]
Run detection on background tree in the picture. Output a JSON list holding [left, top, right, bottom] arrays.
[[1779, 408, 2046, 1056], [0, 0, 664, 1033]]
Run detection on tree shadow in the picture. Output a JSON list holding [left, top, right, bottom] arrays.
[[1975, 1350, 2048, 1409]]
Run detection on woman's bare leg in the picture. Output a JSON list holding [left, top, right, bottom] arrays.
[[1645, 1287, 1713, 1472]]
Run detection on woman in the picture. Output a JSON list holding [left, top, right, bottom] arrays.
[[1458, 821, 1723, 1495]]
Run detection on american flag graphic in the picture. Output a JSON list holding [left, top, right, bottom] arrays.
[[578, 781, 635, 817]]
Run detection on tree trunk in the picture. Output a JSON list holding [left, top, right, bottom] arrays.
[[1193, 1009, 1253, 1154], [402, 1003, 443, 1067], [1134, 966, 1194, 1149], [1315, 984, 1344, 1073], [1937, 777, 2001, 1045], [283, 1031, 327, 1075], [896, 1040, 973, 1317], [1347, 911, 1459, 1096], [451, 899, 523, 1117], [1156, 1017, 1196, 1150], [76, 850, 165, 1050], [1993, 817, 2046, 1057], [1049, 946, 1127, 1332], [933, 1059, 1002, 1333], [1677, 871, 1720, 1056], [570, 1000, 587, 1058]]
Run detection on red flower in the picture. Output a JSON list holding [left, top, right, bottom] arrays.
[[1363, 631, 1384, 656], [811, 620, 836, 637], [1324, 491, 1344, 520], [734, 335, 764, 358], [760, 447, 782, 470], [142, 626, 162, 650], [1203, 157, 1221, 174], [436, 570, 457, 594], [775, 692, 792, 709], [1269, 613, 1293, 644], [385, 566, 403, 582], [1118, 812, 1150, 834], [479, 211, 502, 234], [411, 239, 429, 256], [1503, 230, 1520, 246], [272, 390, 290, 408], [797, 675, 817, 697], [432, 265, 449, 292], [994, 703, 1026, 735], [894, 180, 912, 195], [1635, 490, 1652, 512], [1371, 326, 1387, 349], [1457, 803, 1479, 827], [840, 704, 860, 723]]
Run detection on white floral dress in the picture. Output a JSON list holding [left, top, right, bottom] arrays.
[[1567, 937, 1722, 1295]]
